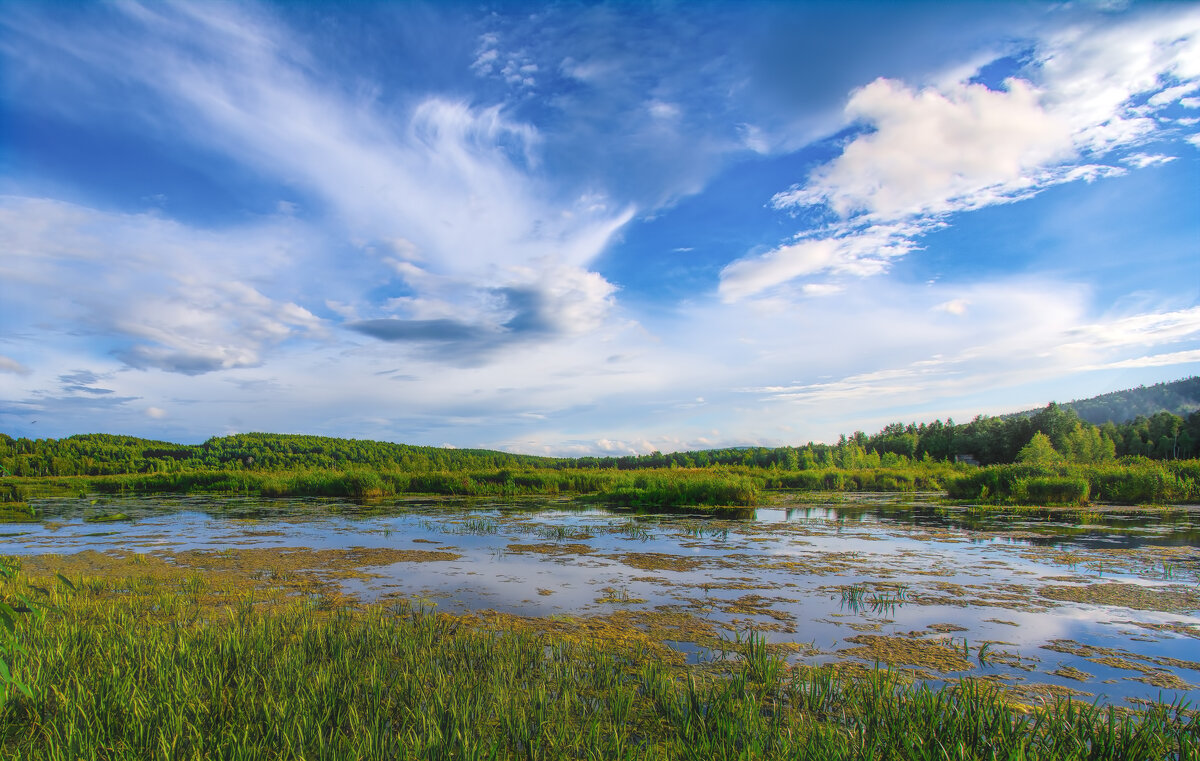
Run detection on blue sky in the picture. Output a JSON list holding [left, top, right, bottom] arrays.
[[1, 1, 1198, 455]]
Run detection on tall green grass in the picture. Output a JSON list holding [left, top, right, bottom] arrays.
[[947, 460, 1200, 505], [11, 458, 1197, 507], [763, 466, 948, 492], [1, 585, 1194, 759], [586, 470, 761, 508]]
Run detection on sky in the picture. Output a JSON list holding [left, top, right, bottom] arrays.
[[1, 1, 1198, 456]]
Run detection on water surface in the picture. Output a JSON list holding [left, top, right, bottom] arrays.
[[4, 492, 1198, 707]]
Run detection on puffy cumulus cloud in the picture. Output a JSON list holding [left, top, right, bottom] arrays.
[[722, 6, 1200, 301], [0, 196, 323, 375], [777, 78, 1074, 220]]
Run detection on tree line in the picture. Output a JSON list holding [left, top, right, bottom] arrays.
[[1, 403, 1197, 479]]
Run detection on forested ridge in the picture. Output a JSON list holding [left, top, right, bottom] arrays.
[[1009, 376, 1200, 426], [2, 379, 1199, 478]]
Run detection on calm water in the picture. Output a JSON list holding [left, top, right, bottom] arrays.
[[3, 492, 1199, 707]]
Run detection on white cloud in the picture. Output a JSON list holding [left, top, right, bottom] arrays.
[[801, 283, 844, 297], [1122, 153, 1176, 168], [719, 220, 923, 302], [658, 267, 1200, 443], [778, 77, 1074, 220], [0, 196, 325, 375], [1059, 306, 1200, 352], [1039, 9, 1200, 153], [1087, 349, 1200, 370], [721, 7, 1200, 301], [0, 356, 31, 376], [934, 299, 970, 316], [145, 406, 167, 419], [2, 3, 635, 369], [720, 239, 840, 302]]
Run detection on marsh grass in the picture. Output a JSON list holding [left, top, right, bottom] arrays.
[[839, 583, 909, 616], [0, 564, 1197, 759], [947, 461, 1200, 506], [453, 518, 500, 535]]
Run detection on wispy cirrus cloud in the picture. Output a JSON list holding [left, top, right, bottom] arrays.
[[1, 2, 634, 369]]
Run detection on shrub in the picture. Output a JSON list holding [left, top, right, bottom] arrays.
[[1012, 476, 1090, 506]]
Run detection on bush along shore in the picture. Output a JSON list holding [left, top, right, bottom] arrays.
[[2, 457, 1198, 509], [945, 460, 1200, 506], [0, 561, 1196, 760]]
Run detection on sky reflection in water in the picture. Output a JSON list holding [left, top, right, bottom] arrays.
[[4, 493, 1198, 707]]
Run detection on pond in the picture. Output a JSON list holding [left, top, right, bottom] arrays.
[[3, 492, 1199, 708]]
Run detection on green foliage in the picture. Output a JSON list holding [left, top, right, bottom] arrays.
[[1061, 422, 1116, 464], [588, 470, 760, 508], [947, 460, 1200, 505], [1, 585, 1194, 759], [1017, 432, 1063, 464], [1012, 476, 1090, 506]]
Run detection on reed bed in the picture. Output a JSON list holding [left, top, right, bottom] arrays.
[[12, 462, 958, 508], [946, 460, 1200, 505], [1, 567, 1196, 760]]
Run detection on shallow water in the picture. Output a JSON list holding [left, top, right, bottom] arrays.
[[4, 492, 1199, 707]]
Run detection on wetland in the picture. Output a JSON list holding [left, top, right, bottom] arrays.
[[5, 491, 1198, 709]]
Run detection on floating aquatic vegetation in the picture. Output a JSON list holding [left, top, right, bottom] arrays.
[[614, 552, 703, 573], [595, 587, 647, 605], [1039, 582, 1200, 614], [82, 512, 131, 523], [505, 542, 594, 556], [841, 633, 975, 672], [1049, 665, 1093, 682]]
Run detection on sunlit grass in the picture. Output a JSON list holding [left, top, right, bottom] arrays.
[[1, 560, 1196, 759]]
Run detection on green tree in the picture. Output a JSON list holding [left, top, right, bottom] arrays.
[[1061, 422, 1115, 464], [1016, 432, 1062, 464]]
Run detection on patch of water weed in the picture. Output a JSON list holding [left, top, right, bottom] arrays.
[[82, 512, 132, 523], [679, 522, 730, 543], [0, 503, 37, 523], [1049, 665, 1093, 682], [1118, 619, 1200, 639], [595, 586, 648, 605], [1039, 582, 1200, 613], [841, 633, 975, 672], [505, 542, 594, 556], [615, 552, 703, 573]]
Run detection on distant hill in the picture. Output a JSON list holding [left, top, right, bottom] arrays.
[[1014, 376, 1200, 425]]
